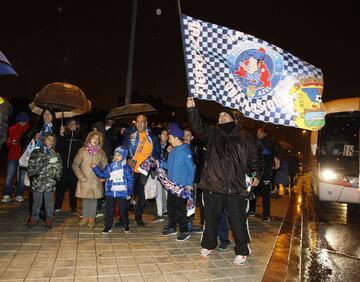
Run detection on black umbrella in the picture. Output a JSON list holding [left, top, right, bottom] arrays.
[[106, 103, 157, 120]]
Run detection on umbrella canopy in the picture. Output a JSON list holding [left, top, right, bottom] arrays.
[[106, 103, 157, 120], [34, 82, 90, 111], [29, 101, 91, 119], [0, 51, 17, 76]]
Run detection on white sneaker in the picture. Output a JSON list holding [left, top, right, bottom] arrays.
[[15, 196, 24, 202], [55, 209, 61, 213], [233, 255, 247, 265], [200, 248, 212, 258], [1, 195, 11, 203]]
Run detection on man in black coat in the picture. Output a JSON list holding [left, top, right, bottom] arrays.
[[187, 97, 261, 265], [54, 119, 84, 213]]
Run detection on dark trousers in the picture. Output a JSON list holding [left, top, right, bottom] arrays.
[[134, 173, 147, 221], [289, 174, 296, 188], [250, 181, 271, 218], [202, 190, 250, 256], [54, 167, 77, 211], [105, 196, 130, 229], [167, 192, 188, 233], [218, 209, 230, 245], [197, 188, 205, 225]]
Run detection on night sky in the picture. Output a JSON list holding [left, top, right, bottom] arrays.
[[0, 0, 357, 119]]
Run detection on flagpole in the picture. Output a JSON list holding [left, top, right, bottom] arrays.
[[176, 0, 193, 98]]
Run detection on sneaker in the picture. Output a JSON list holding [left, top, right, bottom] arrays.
[[15, 196, 24, 202], [263, 216, 271, 222], [161, 227, 177, 236], [136, 220, 145, 227], [123, 224, 130, 233], [233, 255, 247, 265], [191, 225, 204, 233], [55, 209, 61, 213], [45, 220, 53, 230], [26, 218, 38, 228], [248, 210, 255, 217], [96, 211, 104, 218], [219, 243, 229, 251], [1, 195, 11, 203], [163, 210, 168, 216], [200, 248, 212, 258], [153, 215, 164, 223], [176, 232, 190, 242], [102, 228, 112, 235]]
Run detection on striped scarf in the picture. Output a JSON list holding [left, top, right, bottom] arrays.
[[154, 160, 195, 216]]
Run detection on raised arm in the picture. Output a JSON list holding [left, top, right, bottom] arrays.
[[186, 97, 211, 144]]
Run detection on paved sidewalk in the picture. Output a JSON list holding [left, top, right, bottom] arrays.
[[0, 181, 293, 281]]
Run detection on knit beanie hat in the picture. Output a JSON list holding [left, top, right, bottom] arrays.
[[16, 112, 29, 122], [167, 122, 184, 139]]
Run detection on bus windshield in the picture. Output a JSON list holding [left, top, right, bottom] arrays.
[[319, 112, 359, 158]]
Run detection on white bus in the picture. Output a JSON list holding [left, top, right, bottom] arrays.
[[310, 97, 359, 203]]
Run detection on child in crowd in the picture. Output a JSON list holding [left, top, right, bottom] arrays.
[[72, 131, 108, 227], [27, 133, 62, 229], [2, 112, 30, 203], [161, 123, 195, 242], [92, 146, 134, 234]]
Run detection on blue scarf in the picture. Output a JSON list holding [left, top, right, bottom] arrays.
[[36, 123, 52, 148]]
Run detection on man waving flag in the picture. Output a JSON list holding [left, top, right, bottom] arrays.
[[180, 14, 325, 131]]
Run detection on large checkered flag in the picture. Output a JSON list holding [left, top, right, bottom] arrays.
[[180, 14, 325, 131]]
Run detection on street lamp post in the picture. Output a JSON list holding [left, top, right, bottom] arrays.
[[124, 0, 138, 105]]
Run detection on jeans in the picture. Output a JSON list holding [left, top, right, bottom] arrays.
[[4, 160, 26, 196], [155, 179, 167, 216], [32, 192, 54, 221]]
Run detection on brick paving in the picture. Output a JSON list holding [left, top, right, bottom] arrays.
[[0, 196, 286, 282]]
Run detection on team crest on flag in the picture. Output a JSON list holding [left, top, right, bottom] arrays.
[[180, 14, 325, 131]]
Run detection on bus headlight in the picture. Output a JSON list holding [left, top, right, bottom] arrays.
[[320, 169, 351, 186], [321, 169, 337, 180]]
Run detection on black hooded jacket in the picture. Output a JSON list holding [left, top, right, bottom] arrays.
[[188, 107, 261, 196]]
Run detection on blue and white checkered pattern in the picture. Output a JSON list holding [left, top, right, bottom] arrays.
[[181, 14, 323, 128]]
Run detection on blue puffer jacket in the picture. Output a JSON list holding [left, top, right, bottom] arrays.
[[162, 143, 195, 187], [93, 160, 134, 199]]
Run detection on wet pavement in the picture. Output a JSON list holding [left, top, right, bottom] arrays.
[[301, 174, 360, 282], [0, 181, 293, 281]]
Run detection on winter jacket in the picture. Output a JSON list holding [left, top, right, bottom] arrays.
[[57, 130, 83, 169], [0, 97, 13, 148], [161, 143, 195, 187], [123, 127, 161, 161], [27, 148, 63, 192], [6, 122, 30, 160], [72, 147, 108, 199], [188, 107, 261, 196], [93, 161, 134, 199]]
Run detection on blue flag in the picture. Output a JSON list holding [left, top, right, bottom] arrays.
[[180, 14, 325, 131]]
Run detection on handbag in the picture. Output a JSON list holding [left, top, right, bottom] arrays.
[[144, 175, 157, 199], [19, 139, 36, 168]]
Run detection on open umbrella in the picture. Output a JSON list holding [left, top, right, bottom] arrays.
[[30, 82, 91, 122], [0, 51, 17, 76], [106, 103, 157, 120]]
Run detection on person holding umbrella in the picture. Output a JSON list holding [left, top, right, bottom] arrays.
[[54, 119, 84, 214]]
